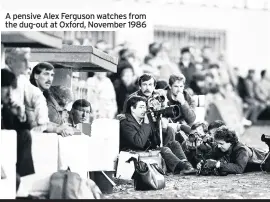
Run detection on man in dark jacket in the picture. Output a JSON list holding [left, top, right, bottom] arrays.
[[1, 69, 35, 191], [114, 66, 138, 114], [179, 47, 197, 88], [120, 95, 196, 175], [200, 126, 267, 174]]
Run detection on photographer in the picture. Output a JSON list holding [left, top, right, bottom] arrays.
[[166, 74, 196, 125], [120, 96, 196, 175], [199, 126, 267, 174], [120, 73, 176, 146]]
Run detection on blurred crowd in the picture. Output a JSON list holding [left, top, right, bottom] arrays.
[[79, 40, 270, 125]]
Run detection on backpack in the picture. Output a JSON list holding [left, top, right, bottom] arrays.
[[49, 168, 101, 199]]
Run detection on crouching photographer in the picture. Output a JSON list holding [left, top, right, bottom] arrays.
[[197, 126, 268, 175], [120, 96, 196, 175]]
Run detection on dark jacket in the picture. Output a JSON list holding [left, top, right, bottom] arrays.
[[120, 113, 160, 151], [44, 90, 64, 125], [166, 89, 196, 125], [212, 141, 267, 174], [179, 61, 197, 88], [113, 79, 138, 114]]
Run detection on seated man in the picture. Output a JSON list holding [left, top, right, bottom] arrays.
[[68, 99, 92, 135], [1, 69, 34, 191], [200, 126, 267, 174], [30, 62, 73, 125], [5, 48, 72, 136], [120, 95, 196, 175], [165, 74, 196, 143]]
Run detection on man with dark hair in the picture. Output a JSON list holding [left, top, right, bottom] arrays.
[[179, 47, 196, 88], [29, 62, 74, 136], [1, 69, 35, 191], [120, 95, 196, 175], [114, 66, 137, 114], [30, 62, 54, 91], [201, 46, 212, 70], [122, 73, 157, 113], [201, 126, 267, 174], [208, 120, 226, 137], [68, 99, 92, 128]]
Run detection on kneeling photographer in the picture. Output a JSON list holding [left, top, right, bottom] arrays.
[[197, 126, 268, 175], [165, 74, 197, 143], [120, 96, 196, 175]]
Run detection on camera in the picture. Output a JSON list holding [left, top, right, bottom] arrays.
[[261, 134, 270, 147], [261, 134, 270, 173], [152, 105, 181, 119]]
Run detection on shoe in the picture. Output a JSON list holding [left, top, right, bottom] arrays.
[[181, 162, 197, 175], [242, 118, 252, 127]]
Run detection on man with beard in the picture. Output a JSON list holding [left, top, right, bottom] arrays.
[[120, 73, 176, 146]]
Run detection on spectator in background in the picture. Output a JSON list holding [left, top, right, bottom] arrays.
[[179, 47, 196, 88], [255, 69, 270, 106], [140, 54, 160, 78], [243, 69, 266, 123], [95, 40, 108, 52], [201, 46, 213, 70], [114, 66, 138, 114], [87, 72, 117, 119]]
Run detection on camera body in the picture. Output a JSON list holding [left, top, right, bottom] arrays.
[[261, 134, 270, 148], [261, 134, 270, 173]]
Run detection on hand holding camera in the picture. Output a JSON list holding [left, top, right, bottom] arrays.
[[144, 113, 150, 124], [205, 159, 218, 168]]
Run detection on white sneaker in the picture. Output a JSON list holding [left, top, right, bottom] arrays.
[[242, 118, 252, 126]]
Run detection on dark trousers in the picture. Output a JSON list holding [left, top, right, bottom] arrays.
[[16, 129, 35, 177], [162, 126, 175, 147], [160, 141, 188, 173], [2, 106, 35, 177]]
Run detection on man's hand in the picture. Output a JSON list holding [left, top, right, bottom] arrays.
[[116, 114, 126, 121], [176, 92, 186, 105], [205, 159, 218, 168], [56, 124, 74, 137], [197, 161, 203, 170], [144, 113, 150, 124], [9, 100, 26, 122], [85, 179, 102, 199]]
